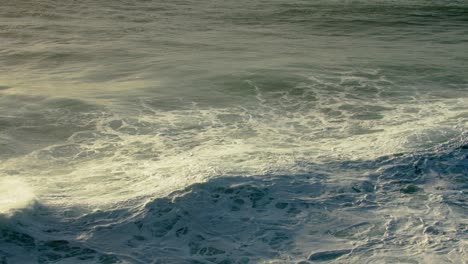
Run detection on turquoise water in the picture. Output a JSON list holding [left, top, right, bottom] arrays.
[[0, 1, 467, 263]]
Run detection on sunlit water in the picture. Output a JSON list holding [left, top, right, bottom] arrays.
[[0, 0, 467, 263]]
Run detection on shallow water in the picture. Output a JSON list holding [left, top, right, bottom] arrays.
[[0, 0, 467, 263]]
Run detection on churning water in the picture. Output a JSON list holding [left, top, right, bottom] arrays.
[[0, 0, 467, 263]]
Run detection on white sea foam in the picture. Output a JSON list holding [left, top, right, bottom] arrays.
[[0, 87, 465, 212], [0, 177, 35, 216]]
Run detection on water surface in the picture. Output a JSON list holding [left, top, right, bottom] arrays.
[[0, 0, 467, 263]]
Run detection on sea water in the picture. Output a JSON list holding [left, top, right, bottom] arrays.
[[0, 0, 467, 263]]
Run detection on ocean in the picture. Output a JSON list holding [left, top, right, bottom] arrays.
[[0, 0, 467, 263]]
